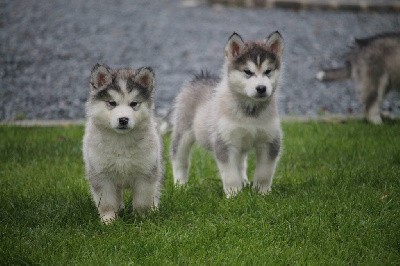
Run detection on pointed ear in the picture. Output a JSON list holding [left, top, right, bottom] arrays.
[[225, 32, 245, 59], [90, 63, 112, 90], [135, 67, 155, 90], [265, 31, 284, 57]]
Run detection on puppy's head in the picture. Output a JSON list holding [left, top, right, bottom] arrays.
[[87, 64, 155, 133], [224, 31, 284, 101]]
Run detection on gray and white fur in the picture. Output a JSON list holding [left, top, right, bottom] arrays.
[[171, 32, 284, 198], [317, 32, 400, 124], [83, 63, 163, 224]]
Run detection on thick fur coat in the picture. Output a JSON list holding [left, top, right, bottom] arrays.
[[83, 64, 163, 224], [171, 32, 284, 198]]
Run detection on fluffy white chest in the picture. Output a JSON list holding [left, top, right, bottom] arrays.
[[87, 133, 156, 181], [217, 116, 278, 151]]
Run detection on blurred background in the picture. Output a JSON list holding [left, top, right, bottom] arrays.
[[1, 0, 399, 121]]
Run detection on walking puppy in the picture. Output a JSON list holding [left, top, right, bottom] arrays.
[[171, 32, 284, 198], [83, 64, 163, 224], [317, 32, 400, 124]]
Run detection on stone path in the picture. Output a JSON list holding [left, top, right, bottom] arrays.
[[208, 0, 400, 12], [1, 0, 399, 121]]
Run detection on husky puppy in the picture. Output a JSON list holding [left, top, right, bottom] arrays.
[[83, 63, 163, 224], [317, 32, 400, 124], [171, 32, 284, 198]]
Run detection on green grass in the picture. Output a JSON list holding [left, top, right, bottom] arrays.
[[1, 121, 399, 265]]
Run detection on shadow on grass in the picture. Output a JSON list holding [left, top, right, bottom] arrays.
[[1, 175, 322, 229], [2, 160, 397, 230]]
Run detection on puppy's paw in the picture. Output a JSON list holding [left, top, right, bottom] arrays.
[[253, 183, 272, 195], [174, 179, 188, 187], [367, 115, 383, 125], [224, 186, 242, 199], [242, 177, 250, 186], [100, 211, 117, 225]]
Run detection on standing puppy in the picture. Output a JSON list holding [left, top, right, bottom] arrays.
[[171, 32, 284, 198], [317, 32, 400, 124], [83, 64, 163, 224]]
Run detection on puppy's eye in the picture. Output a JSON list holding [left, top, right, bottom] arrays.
[[107, 101, 117, 107], [130, 101, 141, 109], [243, 69, 254, 77], [264, 69, 272, 75]]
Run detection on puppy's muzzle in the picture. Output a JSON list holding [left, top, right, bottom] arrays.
[[118, 117, 129, 129], [256, 85, 267, 97]]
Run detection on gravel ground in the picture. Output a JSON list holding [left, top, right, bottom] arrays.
[[1, 0, 400, 121]]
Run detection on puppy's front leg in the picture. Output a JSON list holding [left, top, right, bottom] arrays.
[[239, 153, 249, 185], [253, 135, 281, 195], [89, 176, 121, 224], [214, 138, 243, 198], [132, 177, 160, 214]]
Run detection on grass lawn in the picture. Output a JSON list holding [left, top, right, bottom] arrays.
[[0, 121, 399, 265]]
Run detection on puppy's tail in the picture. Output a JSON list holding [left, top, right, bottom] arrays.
[[156, 107, 173, 135], [316, 61, 351, 82]]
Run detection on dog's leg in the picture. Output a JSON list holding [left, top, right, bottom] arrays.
[[132, 177, 159, 214], [90, 177, 121, 224], [253, 135, 281, 195], [116, 186, 124, 211], [171, 130, 195, 185], [364, 73, 388, 125], [214, 138, 243, 198], [238, 153, 249, 185]]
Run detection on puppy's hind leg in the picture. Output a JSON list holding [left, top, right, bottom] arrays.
[[364, 73, 388, 125], [171, 130, 195, 186]]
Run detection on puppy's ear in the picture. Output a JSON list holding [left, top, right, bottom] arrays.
[[135, 67, 155, 91], [225, 32, 245, 59], [265, 31, 284, 57], [90, 63, 112, 90]]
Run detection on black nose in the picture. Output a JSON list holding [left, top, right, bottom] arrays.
[[256, 85, 266, 94], [119, 117, 129, 126]]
